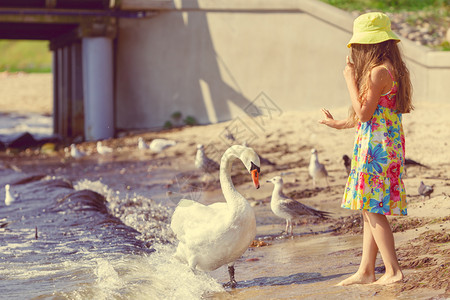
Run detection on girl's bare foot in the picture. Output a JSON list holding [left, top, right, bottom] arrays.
[[336, 272, 376, 286], [373, 271, 404, 285]]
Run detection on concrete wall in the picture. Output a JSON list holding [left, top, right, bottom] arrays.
[[115, 0, 450, 129], [403, 41, 450, 103]]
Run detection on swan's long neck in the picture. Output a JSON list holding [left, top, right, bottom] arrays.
[[220, 151, 248, 215]]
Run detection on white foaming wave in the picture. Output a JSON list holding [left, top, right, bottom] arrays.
[[133, 245, 224, 299], [95, 245, 224, 300], [74, 179, 117, 200], [55, 247, 224, 300], [93, 258, 125, 299]]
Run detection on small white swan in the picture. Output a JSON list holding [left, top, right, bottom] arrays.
[[138, 137, 149, 150], [150, 138, 176, 153], [70, 144, 85, 158], [5, 184, 16, 206], [308, 148, 329, 188], [171, 145, 261, 288], [97, 141, 113, 155]]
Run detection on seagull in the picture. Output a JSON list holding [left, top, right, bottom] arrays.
[[96, 141, 113, 155], [267, 176, 330, 235], [138, 137, 149, 150], [5, 184, 16, 206], [70, 144, 86, 158], [308, 149, 329, 188], [418, 181, 434, 199], [195, 144, 220, 174], [343, 155, 351, 176], [149, 138, 176, 153]]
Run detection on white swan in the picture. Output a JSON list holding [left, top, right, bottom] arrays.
[[170, 145, 261, 288]]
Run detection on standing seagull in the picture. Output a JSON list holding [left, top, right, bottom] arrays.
[[97, 141, 113, 155], [70, 144, 86, 158], [5, 184, 16, 206], [308, 149, 329, 188], [267, 176, 330, 235], [418, 181, 434, 199], [195, 144, 220, 174]]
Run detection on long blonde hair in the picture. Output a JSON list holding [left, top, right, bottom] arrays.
[[348, 40, 413, 123]]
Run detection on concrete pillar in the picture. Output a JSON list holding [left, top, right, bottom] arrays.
[[82, 37, 114, 141]]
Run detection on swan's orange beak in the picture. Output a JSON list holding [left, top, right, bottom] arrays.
[[251, 169, 260, 189]]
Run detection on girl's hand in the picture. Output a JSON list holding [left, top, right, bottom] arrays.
[[318, 108, 336, 128], [343, 55, 355, 83], [319, 108, 355, 129]]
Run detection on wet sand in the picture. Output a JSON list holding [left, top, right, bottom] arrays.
[[0, 73, 449, 299]]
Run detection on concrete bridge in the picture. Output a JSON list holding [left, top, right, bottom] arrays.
[[1, 0, 449, 141]]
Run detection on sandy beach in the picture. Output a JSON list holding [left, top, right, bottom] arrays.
[[0, 73, 449, 299]]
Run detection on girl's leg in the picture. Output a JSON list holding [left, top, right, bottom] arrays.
[[365, 211, 404, 284], [336, 211, 377, 286]]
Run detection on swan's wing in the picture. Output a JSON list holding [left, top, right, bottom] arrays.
[[171, 199, 229, 243]]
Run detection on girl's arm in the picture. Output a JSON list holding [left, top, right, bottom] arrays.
[[318, 108, 356, 129], [344, 56, 390, 123]]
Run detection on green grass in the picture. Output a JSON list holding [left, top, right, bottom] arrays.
[[0, 40, 52, 73], [320, 0, 450, 12], [320, 0, 450, 50]]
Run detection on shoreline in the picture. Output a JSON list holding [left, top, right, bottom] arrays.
[[0, 100, 448, 298]]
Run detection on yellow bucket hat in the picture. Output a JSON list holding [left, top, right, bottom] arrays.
[[347, 12, 400, 48]]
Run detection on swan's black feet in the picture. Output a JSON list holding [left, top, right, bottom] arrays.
[[223, 265, 237, 288]]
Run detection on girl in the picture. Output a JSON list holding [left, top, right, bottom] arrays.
[[319, 12, 413, 286]]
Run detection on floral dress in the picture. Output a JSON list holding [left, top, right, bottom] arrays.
[[342, 66, 407, 216]]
